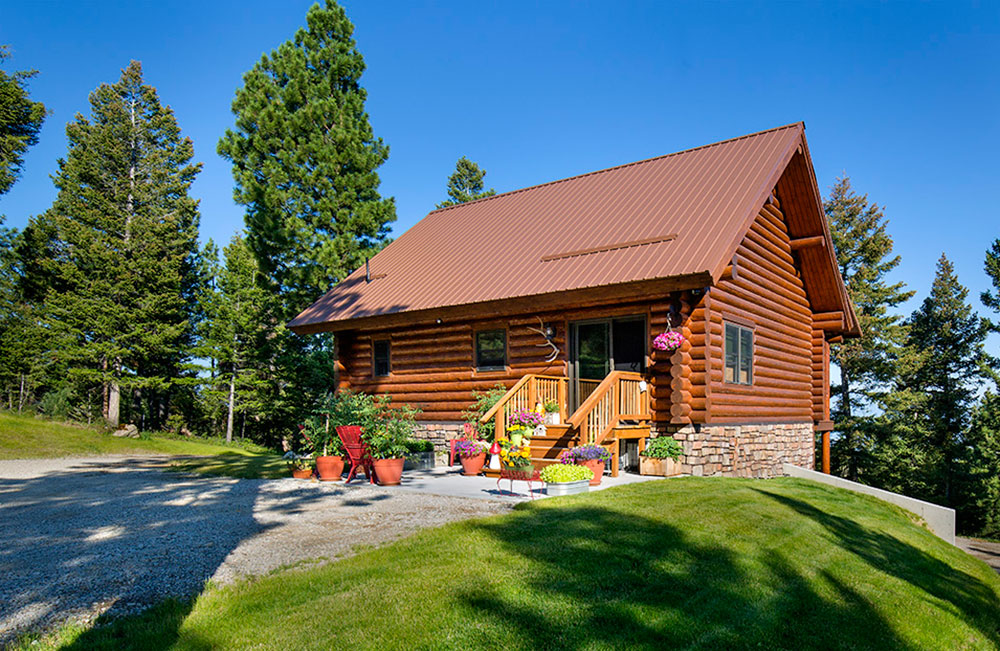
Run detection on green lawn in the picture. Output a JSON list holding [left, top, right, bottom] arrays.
[[0, 412, 287, 478], [23, 477, 1000, 650]]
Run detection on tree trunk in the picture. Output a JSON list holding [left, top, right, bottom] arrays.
[[107, 358, 121, 428], [226, 371, 236, 443], [17, 374, 25, 413]]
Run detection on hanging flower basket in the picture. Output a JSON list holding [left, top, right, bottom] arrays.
[[652, 331, 685, 353]]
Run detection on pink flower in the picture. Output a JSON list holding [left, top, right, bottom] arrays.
[[652, 331, 685, 352]]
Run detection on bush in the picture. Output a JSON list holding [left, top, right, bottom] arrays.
[[642, 436, 683, 460], [37, 386, 75, 420], [540, 463, 594, 483], [461, 383, 508, 441], [404, 439, 434, 453]]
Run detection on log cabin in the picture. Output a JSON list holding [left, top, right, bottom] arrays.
[[289, 123, 859, 478]]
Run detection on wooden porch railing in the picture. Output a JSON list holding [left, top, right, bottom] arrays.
[[567, 371, 650, 447], [479, 374, 569, 436]]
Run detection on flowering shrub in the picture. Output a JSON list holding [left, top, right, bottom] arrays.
[[283, 451, 313, 471], [454, 439, 488, 459], [509, 409, 545, 428], [558, 444, 612, 464], [652, 330, 685, 352], [540, 463, 593, 483]]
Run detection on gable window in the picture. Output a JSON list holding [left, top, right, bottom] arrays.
[[475, 329, 507, 371], [724, 323, 753, 385], [372, 340, 391, 377]]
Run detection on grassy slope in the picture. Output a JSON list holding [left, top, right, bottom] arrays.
[[39, 477, 1000, 650], [0, 412, 287, 478]]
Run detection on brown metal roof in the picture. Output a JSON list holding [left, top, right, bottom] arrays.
[[290, 123, 852, 333]]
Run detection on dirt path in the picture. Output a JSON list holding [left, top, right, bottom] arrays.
[[957, 536, 1000, 574], [0, 456, 511, 645]]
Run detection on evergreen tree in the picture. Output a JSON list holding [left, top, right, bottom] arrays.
[[824, 176, 913, 480], [23, 61, 201, 428], [437, 156, 496, 208], [898, 254, 990, 504], [982, 239, 1000, 386], [218, 0, 395, 315], [196, 235, 272, 442], [0, 45, 47, 196], [955, 392, 1000, 537]]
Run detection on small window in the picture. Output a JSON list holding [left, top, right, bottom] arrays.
[[372, 340, 391, 377], [475, 329, 507, 371], [724, 323, 753, 385]]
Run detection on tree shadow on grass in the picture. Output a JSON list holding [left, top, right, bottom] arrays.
[[754, 487, 1000, 646], [0, 459, 333, 647], [462, 504, 911, 650]]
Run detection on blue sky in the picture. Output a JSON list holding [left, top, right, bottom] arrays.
[[1, 1, 998, 353]]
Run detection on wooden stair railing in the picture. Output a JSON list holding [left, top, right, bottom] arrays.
[[479, 374, 569, 438], [565, 371, 650, 476]]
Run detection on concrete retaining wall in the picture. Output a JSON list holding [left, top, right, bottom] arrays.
[[782, 464, 955, 545]]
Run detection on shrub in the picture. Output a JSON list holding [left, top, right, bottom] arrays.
[[642, 436, 683, 459], [558, 444, 612, 464], [540, 463, 594, 483], [461, 383, 508, 440], [404, 439, 434, 454], [37, 386, 74, 420]]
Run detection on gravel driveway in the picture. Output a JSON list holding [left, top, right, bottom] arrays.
[[0, 456, 511, 645]]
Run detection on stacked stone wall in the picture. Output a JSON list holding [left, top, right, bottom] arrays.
[[411, 421, 465, 465], [651, 422, 814, 478]]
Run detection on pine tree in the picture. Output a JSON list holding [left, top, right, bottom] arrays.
[[0, 45, 47, 196], [196, 235, 272, 442], [901, 254, 990, 504], [23, 61, 202, 428], [824, 177, 913, 480], [218, 0, 395, 316], [437, 157, 496, 208]]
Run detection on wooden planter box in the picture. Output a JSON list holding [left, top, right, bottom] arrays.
[[640, 456, 682, 477]]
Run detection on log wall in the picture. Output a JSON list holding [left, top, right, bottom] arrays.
[[701, 199, 815, 423]]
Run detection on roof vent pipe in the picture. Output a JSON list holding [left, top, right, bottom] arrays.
[[366, 257, 370, 283]]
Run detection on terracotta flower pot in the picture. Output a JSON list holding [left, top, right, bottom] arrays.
[[315, 455, 344, 482], [581, 459, 605, 486], [373, 458, 404, 486], [291, 467, 312, 479], [459, 452, 486, 476]]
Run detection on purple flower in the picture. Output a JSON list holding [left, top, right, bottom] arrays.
[[558, 444, 612, 464]]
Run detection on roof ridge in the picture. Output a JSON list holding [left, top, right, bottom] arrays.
[[429, 122, 804, 215]]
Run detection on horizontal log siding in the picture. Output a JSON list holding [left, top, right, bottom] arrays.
[[338, 303, 657, 421], [706, 201, 814, 423]]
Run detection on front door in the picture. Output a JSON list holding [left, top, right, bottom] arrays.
[[569, 316, 646, 411]]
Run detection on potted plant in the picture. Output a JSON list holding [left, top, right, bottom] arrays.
[[300, 415, 345, 482], [557, 444, 612, 485], [454, 439, 489, 476], [284, 452, 314, 479], [540, 463, 593, 496], [640, 436, 684, 477], [507, 409, 544, 447], [498, 435, 534, 478], [652, 330, 686, 354], [362, 398, 421, 486], [543, 399, 560, 425]]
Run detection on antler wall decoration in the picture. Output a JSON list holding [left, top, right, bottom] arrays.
[[526, 316, 560, 363]]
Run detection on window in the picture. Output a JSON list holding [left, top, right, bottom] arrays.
[[724, 323, 753, 385], [372, 340, 391, 377], [475, 329, 507, 371]]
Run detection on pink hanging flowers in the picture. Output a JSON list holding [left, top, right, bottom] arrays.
[[652, 331, 685, 352]]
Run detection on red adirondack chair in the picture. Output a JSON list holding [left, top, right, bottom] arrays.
[[336, 425, 376, 484]]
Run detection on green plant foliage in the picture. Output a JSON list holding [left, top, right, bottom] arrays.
[[404, 439, 434, 453], [18, 61, 202, 430], [641, 436, 683, 460], [217, 0, 395, 314], [0, 45, 47, 196], [539, 463, 593, 483], [461, 382, 508, 440], [436, 156, 496, 209]]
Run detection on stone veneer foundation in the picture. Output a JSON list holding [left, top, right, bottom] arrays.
[[412, 421, 466, 465], [652, 422, 815, 478]]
